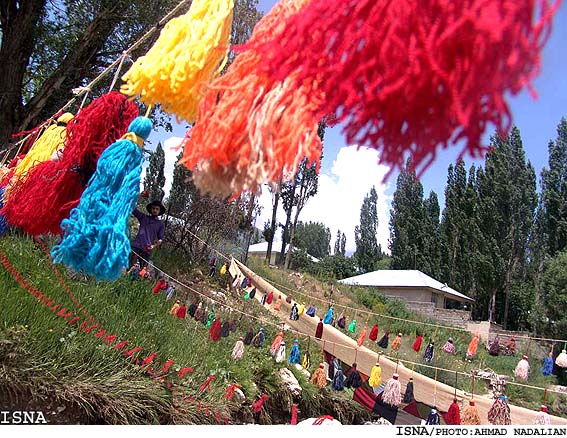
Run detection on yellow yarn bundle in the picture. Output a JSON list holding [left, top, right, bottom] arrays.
[[120, 0, 234, 124], [11, 112, 74, 183]]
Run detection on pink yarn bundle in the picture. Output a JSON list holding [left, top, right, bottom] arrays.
[[382, 373, 402, 407], [515, 355, 530, 381], [534, 405, 551, 425]]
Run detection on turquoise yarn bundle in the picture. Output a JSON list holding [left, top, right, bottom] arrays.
[[288, 340, 300, 364], [51, 116, 152, 280]]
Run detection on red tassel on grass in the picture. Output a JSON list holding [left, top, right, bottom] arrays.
[[178, 367, 194, 378], [291, 404, 298, 425], [162, 360, 175, 373], [141, 352, 158, 367], [199, 375, 216, 392], [246, 0, 559, 180], [225, 383, 241, 400], [252, 394, 269, 413]]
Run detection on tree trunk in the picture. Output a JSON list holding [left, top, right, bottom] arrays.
[[502, 255, 519, 330], [284, 203, 303, 269], [266, 191, 280, 264], [488, 288, 497, 323], [279, 182, 297, 264], [0, 0, 46, 151]]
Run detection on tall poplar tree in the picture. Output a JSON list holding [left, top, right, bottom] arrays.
[[143, 142, 166, 202], [354, 186, 381, 272]]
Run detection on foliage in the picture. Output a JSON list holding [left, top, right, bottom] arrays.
[[354, 186, 382, 273], [143, 142, 166, 202], [313, 255, 358, 281], [538, 250, 567, 339], [292, 221, 331, 260]]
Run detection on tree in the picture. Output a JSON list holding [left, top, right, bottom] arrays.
[[476, 127, 537, 328], [167, 151, 192, 216], [389, 160, 428, 272], [539, 250, 567, 339], [354, 186, 381, 273], [284, 157, 319, 268], [334, 229, 346, 256], [293, 221, 331, 259], [265, 180, 281, 263], [0, 0, 263, 153], [143, 142, 166, 202], [539, 118, 567, 256]]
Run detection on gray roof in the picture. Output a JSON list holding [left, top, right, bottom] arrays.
[[338, 269, 474, 303]]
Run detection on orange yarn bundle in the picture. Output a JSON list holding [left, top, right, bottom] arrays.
[[178, 0, 321, 198]]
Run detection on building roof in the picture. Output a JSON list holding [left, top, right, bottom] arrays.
[[338, 269, 474, 303], [248, 241, 320, 263]]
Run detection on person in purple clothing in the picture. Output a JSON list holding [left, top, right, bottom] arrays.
[[129, 200, 165, 269]]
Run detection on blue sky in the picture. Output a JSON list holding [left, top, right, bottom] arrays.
[[157, 0, 567, 255]]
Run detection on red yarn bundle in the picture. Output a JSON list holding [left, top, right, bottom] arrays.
[[444, 398, 461, 425], [2, 92, 138, 235], [412, 335, 423, 352], [251, 0, 559, 177], [178, 0, 321, 198], [209, 318, 222, 341]]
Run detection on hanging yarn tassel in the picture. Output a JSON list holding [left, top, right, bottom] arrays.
[[542, 350, 554, 376], [243, 326, 254, 345], [535, 405, 551, 425], [252, 394, 269, 413], [332, 368, 344, 391], [209, 318, 222, 341], [412, 334, 423, 352], [555, 348, 567, 368], [462, 400, 481, 425], [8, 113, 74, 186], [377, 332, 389, 349], [50, 116, 152, 280], [369, 324, 379, 342], [445, 398, 461, 425], [288, 339, 300, 364], [382, 373, 402, 407], [252, 327, 265, 348], [302, 350, 311, 370], [206, 309, 215, 328], [369, 362, 382, 389], [535, 390, 551, 425], [275, 340, 286, 363], [310, 363, 327, 388], [231, 336, 245, 360], [423, 341, 435, 363], [403, 377, 415, 403], [488, 395, 511, 425], [220, 320, 230, 337], [347, 319, 357, 334], [323, 306, 333, 324], [425, 407, 441, 425], [442, 338, 456, 355], [357, 325, 367, 347], [178, 0, 322, 198], [515, 355, 530, 381], [4, 92, 138, 236], [249, 0, 559, 179], [344, 363, 363, 389], [121, 0, 235, 124], [315, 318, 324, 339], [0, 187, 8, 236], [391, 333, 402, 352], [466, 333, 479, 360], [176, 303, 187, 318], [270, 331, 284, 356]]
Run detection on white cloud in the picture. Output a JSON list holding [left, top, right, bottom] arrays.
[[255, 146, 393, 256]]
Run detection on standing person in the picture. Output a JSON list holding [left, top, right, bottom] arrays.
[[130, 199, 165, 269]]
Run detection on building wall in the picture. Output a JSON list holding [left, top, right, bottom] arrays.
[[380, 287, 432, 304]]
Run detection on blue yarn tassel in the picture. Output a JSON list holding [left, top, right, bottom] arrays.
[[332, 368, 344, 390], [426, 408, 441, 425], [323, 306, 333, 324], [289, 341, 300, 364], [541, 356, 554, 376], [51, 116, 152, 280], [0, 187, 9, 236]]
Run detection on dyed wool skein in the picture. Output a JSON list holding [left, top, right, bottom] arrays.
[[382, 373, 402, 407], [51, 116, 152, 280]]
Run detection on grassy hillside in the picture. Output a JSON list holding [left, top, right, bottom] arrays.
[[248, 257, 567, 418], [0, 234, 369, 424]]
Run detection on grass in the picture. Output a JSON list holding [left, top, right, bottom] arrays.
[[0, 234, 365, 424]]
